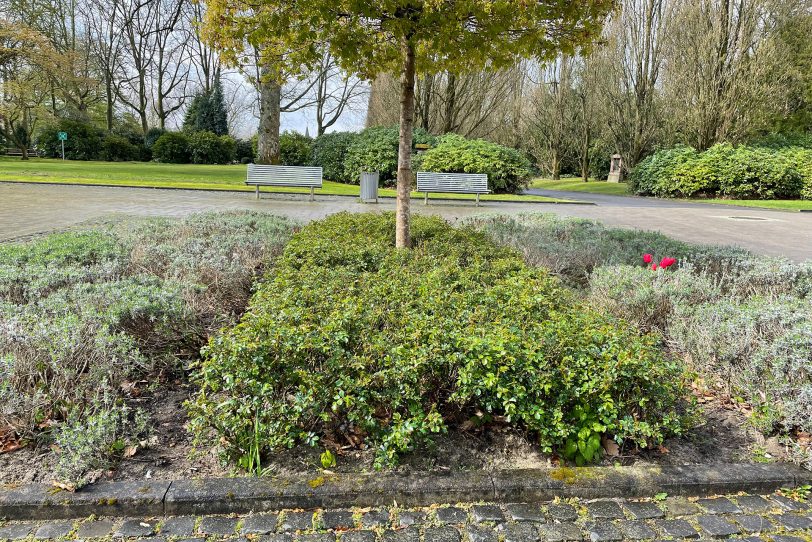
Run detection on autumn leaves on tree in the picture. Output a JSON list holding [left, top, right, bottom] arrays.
[[201, 1, 613, 247]]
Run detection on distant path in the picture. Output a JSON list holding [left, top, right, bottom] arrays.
[[2, 182, 811, 260]]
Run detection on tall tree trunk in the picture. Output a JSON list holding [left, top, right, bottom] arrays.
[[396, 38, 416, 249], [106, 76, 114, 132], [418, 74, 433, 131], [442, 73, 456, 134], [257, 64, 281, 164]]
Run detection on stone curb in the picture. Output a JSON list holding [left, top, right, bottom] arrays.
[[1, 464, 809, 520], [0, 180, 595, 206]]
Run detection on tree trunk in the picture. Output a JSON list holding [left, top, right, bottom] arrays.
[[106, 76, 114, 132], [442, 73, 456, 134], [257, 64, 281, 164], [396, 38, 416, 249]]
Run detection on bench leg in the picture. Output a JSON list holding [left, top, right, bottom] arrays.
[[476, 193, 480, 207], [425, 192, 429, 205], [256, 185, 259, 200], [310, 187, 315, 202]]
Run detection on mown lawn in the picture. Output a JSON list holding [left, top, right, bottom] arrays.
[[531, 178, 631, 195], [531, 176, 812, 210], [0, 157, 569, 203]]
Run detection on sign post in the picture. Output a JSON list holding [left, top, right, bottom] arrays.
[[57, 131, 68, 160]]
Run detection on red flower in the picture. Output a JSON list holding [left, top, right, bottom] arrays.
[[643, 253, 653, 264], [651, 264, 658, 270], [660, 257, 677, 269]]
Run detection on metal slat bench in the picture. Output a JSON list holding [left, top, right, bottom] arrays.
[[416, 172, 491, 206], [246, 164, 323, 201]]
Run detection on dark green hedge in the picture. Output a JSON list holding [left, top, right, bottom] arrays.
[[630, 142, 812, 200], [188, 213, 688, 470]]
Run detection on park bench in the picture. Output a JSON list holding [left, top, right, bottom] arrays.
[[246, 164, 323, 201], [416, 171, 490, 206], [5, 148, 37, 157]]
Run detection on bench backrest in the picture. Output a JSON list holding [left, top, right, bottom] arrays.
[[417, 172, 489, 193], [247, 164, 323, 187]]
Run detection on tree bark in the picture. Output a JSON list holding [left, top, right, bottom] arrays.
[[396, 38, 416, 249], [257, 64, 281, 164], [442, 73, 456, 134]]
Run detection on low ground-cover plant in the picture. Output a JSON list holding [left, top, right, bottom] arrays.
[[465, 214, 751, 286], [0, 211, 294, 487], [189, 212, 689, 470]]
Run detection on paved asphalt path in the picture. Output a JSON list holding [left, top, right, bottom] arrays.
[[1, 182, 811, 260]]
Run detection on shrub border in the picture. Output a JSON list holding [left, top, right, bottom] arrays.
[[1, 464, 808, 519]]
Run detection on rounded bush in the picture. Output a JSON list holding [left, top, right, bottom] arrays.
[[144, 127, 166, 149], [37, 120, 103, 161], [188, 213, 689, 469], [416, 134, 533, 193], [235, 138, 254, 164], [311, 131, 359, 182], [152, 132, 191, 164], [280, 131, 313, 166], [100, 134, 140, 162], [188, 131, 236, 164], [343, 126, 435, 185]]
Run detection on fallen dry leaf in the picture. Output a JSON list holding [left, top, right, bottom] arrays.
[[601, 436, 620, 457]]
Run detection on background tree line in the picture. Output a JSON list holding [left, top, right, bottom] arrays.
[[366, 0, 812, 179]]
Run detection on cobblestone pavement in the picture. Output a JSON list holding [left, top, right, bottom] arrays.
[[1, 493, 811, 542], [2, 182, 811, 260]]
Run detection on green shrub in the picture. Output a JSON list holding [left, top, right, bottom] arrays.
[[188, 213, 688, 469], [630, 143, 809, 200], [235, 138, 254, 164], [416, 134, 533, 193], [188, 131, 236, 164], [311, 131, 359, 182], [101, 134, 141, 162], [144, 127, 166, 149], [280, 131, 313, 166], [152, 132, 191, 163], [37, 120, 103, 160], [343, 126, 435, 185]]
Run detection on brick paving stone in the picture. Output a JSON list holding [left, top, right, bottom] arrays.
[[76, 520, 116, 539], [137, 537, 166, 542], [396, 511, 425, 528], [729, 538, 765, 542], [160, 517, 197, 537], [698, 497, 742, 515], [296, 534, 336, 542], [471, 505, 505, 523], [381, 529, 419, 542], [616, 521, 657, 540], [622, 501, 664, 520], [199, 517, 239, 537], [242, 514, 279, 535], [546, 504, 578, 522], [696, 515, 740, 538], [321, 512, 354, 531], [424, 526, 461, 542], [732, 515, 773, 533], [506, 504, 546, 522], [585, 522, 622, 542], [585, 501, 624, 520], [537, 522, 583, 542], [280, 513, 315, 533], [769, 536, 807, 542], [340, 531, 376, 542], [770, 496, 808, 512], [0, 523, 37, 540], [33, 522, 74, 540], [467, 525, 498, 542], [499, 523, 538, 542], [654, 519, 699, 539], [114, 520, 156, 538], [664, 498, 701, 517], [361, 510, 389, 529], [436, 507, 468, 524], [734, 496, 774, 514], [774, 513, 812, 530], [175, 538, 206, 542]]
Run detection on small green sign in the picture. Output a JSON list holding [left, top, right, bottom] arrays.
[[57, 131, 68, 141]]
